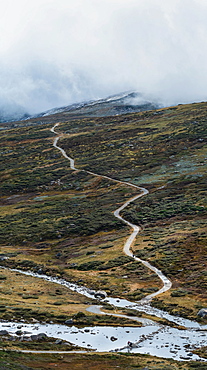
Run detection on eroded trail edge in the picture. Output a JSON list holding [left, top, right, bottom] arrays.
[[51, 122, 172, 302]]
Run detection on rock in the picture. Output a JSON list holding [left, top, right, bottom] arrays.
[[56, 253, 62, 258], [15, 330, 23, 336], [7, 336, 16, 341], [55, 339, 62, 345], [0, 330, 9, 336], [20, 336, 31, 342], [197, 308, 207, 317], [65, 319, 73, 325], [31, 318, 39, 323], [37, 333, 47, 340], [30, 333, 47, 341], [127, 341, 138, 348], [110, 336, 118, 341], [22, 336, 32, 341], [30, 334, 38, 341], [94, 290, 107, 299]]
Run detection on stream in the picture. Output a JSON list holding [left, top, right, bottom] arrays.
[[0, 123, 206, 362]]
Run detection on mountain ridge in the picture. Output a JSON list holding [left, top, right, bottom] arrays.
[[0, 91, 160, 123]]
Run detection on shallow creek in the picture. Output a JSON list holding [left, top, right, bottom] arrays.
[[0, 124, 206, 361], [0, 267, 207, 361]]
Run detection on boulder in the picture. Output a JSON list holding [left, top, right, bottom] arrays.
[[94, 290, 107, 299], [30, 333, 47, 341], [15, 330, 23, 336], [30, 334, 38, 341], [37, 333, 47, 340], [19, 336, 30, 342], [0, 330, 9, 336], [197, 308, 207, 318]]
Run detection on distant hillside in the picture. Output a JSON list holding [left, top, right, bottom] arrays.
[[0, 91, 159, 124], [36, 91, 159, 118]]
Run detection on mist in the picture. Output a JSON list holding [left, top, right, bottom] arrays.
[[1, 0, 207, 117]]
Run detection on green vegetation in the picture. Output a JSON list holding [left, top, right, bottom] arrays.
[[0, 101, 206, 339], [76, 255, 132, 271], [0, 350, 206, 370]]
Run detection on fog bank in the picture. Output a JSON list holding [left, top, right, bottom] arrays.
[[1, 0, 207, 116]]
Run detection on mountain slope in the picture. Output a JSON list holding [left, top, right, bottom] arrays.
[[0, 101, 206, 324], [39, 91, 159, 118], [0, 91, 159, 124]]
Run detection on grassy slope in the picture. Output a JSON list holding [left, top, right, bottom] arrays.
[[1, 351, 205, 370], [0, 102, 207, 367], [58, 103, 207, 319], [0, 103, 206, 315]]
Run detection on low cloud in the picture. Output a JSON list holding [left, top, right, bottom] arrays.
[[1, 0, 207, 115]]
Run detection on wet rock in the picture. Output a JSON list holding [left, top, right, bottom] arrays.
[[197, 308, 207, 317], [110, 336, 118, 341], [15, 330, 23, 336], [94, 290, 107, 299], [0, 330, 9, 336]]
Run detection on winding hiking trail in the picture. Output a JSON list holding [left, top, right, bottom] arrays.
[[0, 122, 207, 361], [51, 122, 172, 302]]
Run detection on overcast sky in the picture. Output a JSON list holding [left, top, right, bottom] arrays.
[[1, 0, 207, 115]]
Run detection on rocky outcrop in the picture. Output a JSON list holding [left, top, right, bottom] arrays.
[[0, 330, 9, 336]]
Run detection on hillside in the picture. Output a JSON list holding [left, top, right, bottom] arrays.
[[0, 91, 158, 124], [0, 101, 207, 368]]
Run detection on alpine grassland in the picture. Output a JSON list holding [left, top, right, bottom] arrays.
[[0, 102, 206, 368]]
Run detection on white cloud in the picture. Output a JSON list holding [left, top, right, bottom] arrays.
[[0, 0, 207, 114]]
